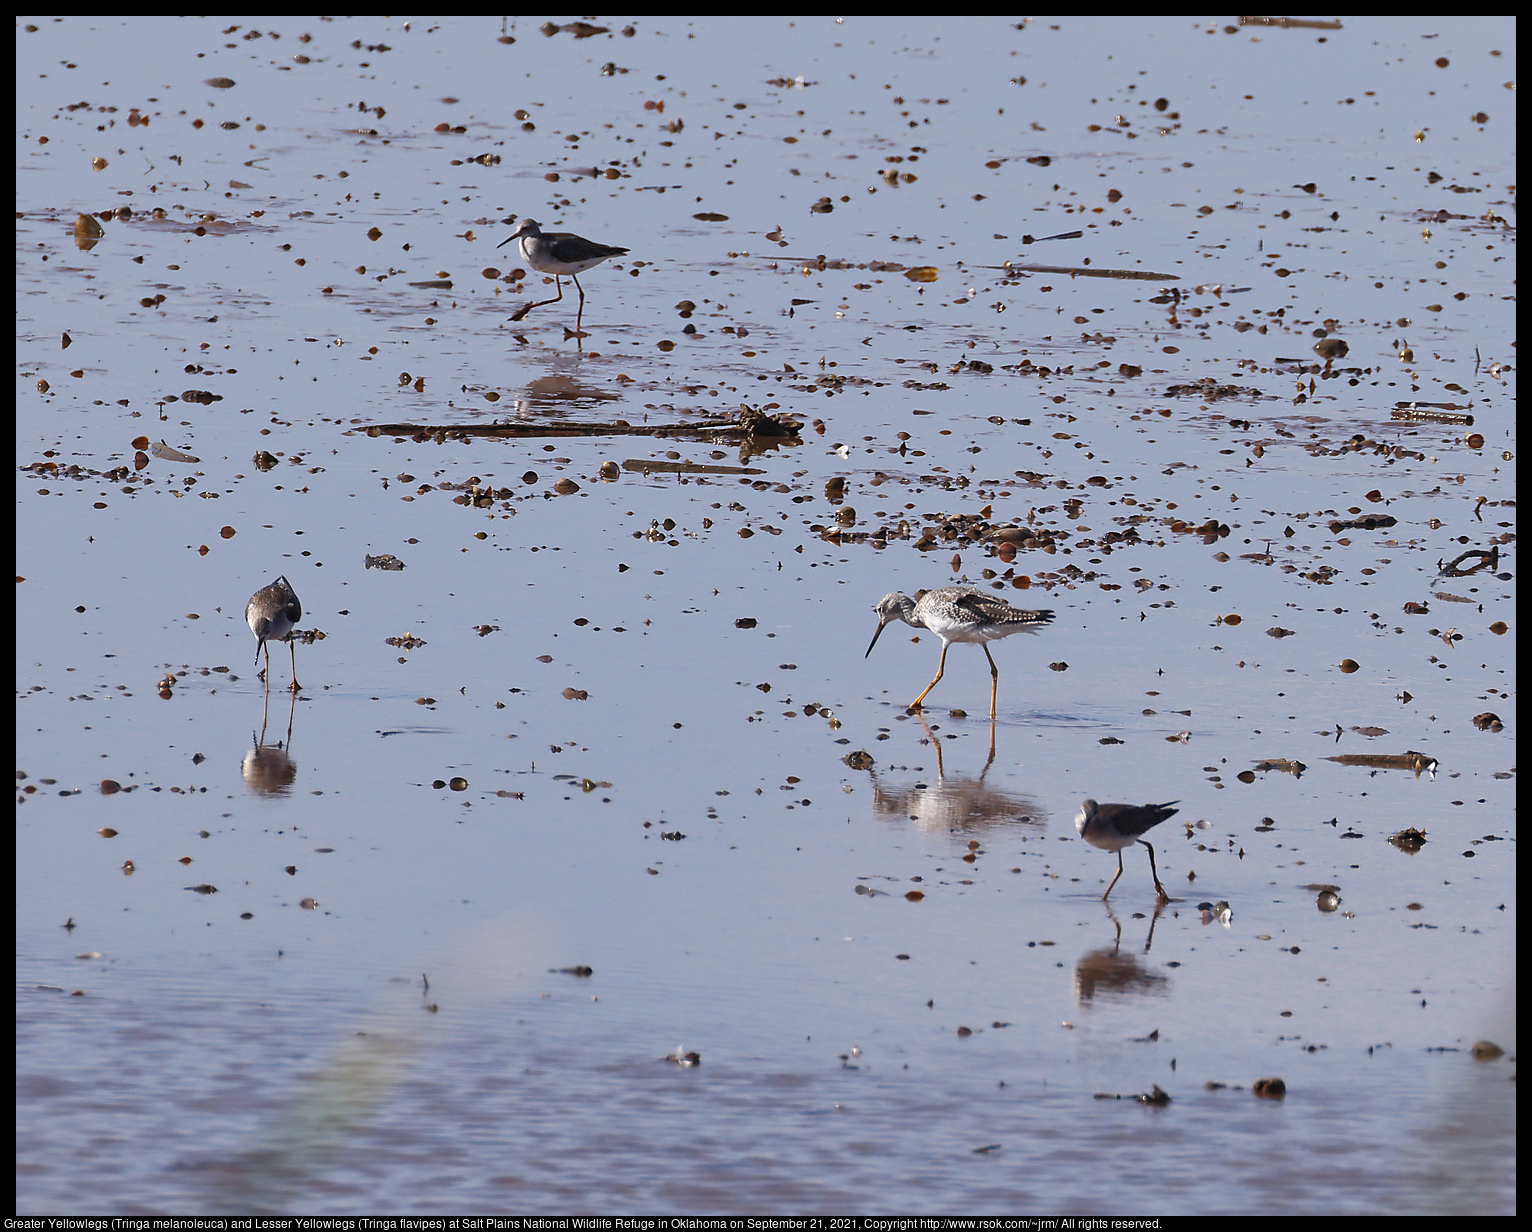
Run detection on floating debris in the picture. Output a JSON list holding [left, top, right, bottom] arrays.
[[1095, 1086, 1171, 1103], [151, 440, 201, 464], [1328, 514, 1396, 533], [1327, 751, 1438, 777], [1165, 379, 1262, 400], [1009, 263, 1180, 281], [1198, 900, 1233, 925], [1240, 15, 1341, 28], [737, 402, 802, 438], [366, 417, 745, 442], [541, 21, 609, 39], [1391, 404, 1474, 426], [1439, 547, 1499, 576], [623, 458, 763, 476]]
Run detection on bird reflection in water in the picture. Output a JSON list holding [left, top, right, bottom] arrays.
[[1072, 902, 1173, 1004], [243, 686, 299, 795], [863, 715, 1047, 837]]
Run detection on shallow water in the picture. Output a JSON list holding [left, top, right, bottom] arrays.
[[16, 14, 1515, 1216]]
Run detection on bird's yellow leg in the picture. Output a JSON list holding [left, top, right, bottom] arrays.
[[909, 643, 950, 710], [983, 644, 1000, 719], [1102, 852, 1126, 900]]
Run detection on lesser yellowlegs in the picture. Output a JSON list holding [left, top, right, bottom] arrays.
[[865, 587, 1054, 718], [1075, 798, 1179, 902], [246, 575, 302, 693], [498, 217, 628, 328]]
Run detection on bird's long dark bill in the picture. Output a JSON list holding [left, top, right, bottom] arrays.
[[496, 234, 515, 248], [865, 622, 887, 659]]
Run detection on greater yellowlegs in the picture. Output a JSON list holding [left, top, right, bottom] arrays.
[[1075, 799, 1179, 902], [498, 217, 628, 327], [865, 587, 1054, 718], [246, 575, 302, 693]]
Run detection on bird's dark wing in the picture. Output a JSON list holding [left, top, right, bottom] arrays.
[[951, 592, 1005, 625]]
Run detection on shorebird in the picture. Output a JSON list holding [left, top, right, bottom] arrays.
[[1075, 799, 1179, 902], [246, 575, 302, 693], [498, 217, 628, 328], [865, 587, 1054, 719]]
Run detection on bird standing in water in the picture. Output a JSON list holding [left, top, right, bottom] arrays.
[[865, 587, 1054, 719], [246, 575, 302, 693], [498, 217, 628, 330], [1075, 798, 1179, 902]]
